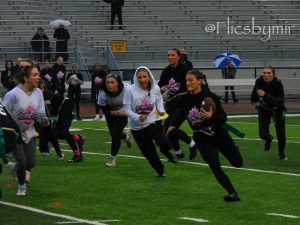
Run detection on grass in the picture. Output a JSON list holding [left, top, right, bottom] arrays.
[[0, 116, 300, 225]]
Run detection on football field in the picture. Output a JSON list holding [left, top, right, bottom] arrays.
[[1, 116, 300, 225]]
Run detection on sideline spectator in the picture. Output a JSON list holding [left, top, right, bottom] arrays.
[[31, 27, 51, 62], [98, 74, 132, 167], [66, 63, 84, 121], [1, 60, 14, 92], [167, 69, 243, 202], [124, 66, 177, 177], [91, 63, 107, 120], [3, 65, 49, 196], [251, 66, 287, 160], [53, 24, 70, 61], [179, 48, 193, 70], [222, 59, 238, 103], [51, 56, 66, 96], [40, 59, 56, 93]]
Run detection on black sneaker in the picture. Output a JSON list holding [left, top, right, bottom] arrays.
[[77, 136, 85, 153], [175, 152, 185, 159], [279, 154, 287, 161], [157, 172, 165, 178], [67, 155, 83, 163], [166, 151, 178, 164], [264, 135, 273, 151], [189, 145, 197, 160], [224, 193, 240, 202]]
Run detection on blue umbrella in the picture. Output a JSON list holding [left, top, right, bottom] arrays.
[[213, 52, 242, 69]]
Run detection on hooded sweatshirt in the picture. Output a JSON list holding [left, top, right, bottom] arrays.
[[123, 66, 165, 130]]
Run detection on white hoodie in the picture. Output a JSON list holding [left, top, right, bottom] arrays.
[[123, 66, 165, 130]]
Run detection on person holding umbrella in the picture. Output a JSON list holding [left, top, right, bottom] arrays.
[[222, 59, 238, 103], [53, 24, 70, 61]]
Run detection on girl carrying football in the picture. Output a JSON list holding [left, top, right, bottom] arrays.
[[167, 69, 243, 202]]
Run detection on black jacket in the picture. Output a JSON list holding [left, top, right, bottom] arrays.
[[91, 69, 107, 99], [251, 76, 286, 112], [51, 64, 66, 95], [158, 63, 190, 99], [31, 33, 50, 52], [170, 87, 226, 134]]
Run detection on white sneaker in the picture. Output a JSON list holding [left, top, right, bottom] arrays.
[[7, 162, 17, 180], [41, 152, 50, 156], [106, 156, 116, 167], [16, 184, 26, 196], [94, 114, 100, 120], [25, 170, 30, 183]]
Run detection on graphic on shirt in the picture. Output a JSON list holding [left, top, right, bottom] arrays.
[[187, 106, 205, 126], [94, 77, 102, 84], [44, 74, 52, 81], [168, 78, 180, 93], [18, 105, 36, 124], [135, 96, 155, 115], [57, 71, 64, 79]]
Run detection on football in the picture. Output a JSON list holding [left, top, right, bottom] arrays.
[[201, 97, 216, 115]]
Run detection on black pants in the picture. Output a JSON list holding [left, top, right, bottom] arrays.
[[193, 127, 243, 194], [131, 122, 172, 175], [105, 113, 127, 156], [68, 87, 81, 119], [258, 109, 286, 156], [39, 124, 62, 155], [225, 86, 237, 102], [111, 7, 122, 25], [54, 117, 78, 151], [164, 105, 191, 151], [94, 98, 100, 115]]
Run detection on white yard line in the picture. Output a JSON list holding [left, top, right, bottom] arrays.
[[0, 201, 109, 225], [56, 220, 120, 224], [267, 213, 299, 219], [179, 217, 210, 222]]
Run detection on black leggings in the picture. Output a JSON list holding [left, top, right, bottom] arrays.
[[258, 109, 286, 156], [39, 124, 61, 154], [131, 122, 172, 175], [105, 113, 127, 156], [194, 127, 243, 194], [68, 87, 81, 118]]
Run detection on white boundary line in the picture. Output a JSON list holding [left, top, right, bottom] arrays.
[[179, 217, 210, 222], [0, 201, 109, 225], [58, 149, 300, 177], [267, 213, 299, 219]]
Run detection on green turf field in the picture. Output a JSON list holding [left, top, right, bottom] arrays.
[[1, 116, 300, 225]]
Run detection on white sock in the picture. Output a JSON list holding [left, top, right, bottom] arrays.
[[175, 150, 182, 154], [189, 140, 195, 148]]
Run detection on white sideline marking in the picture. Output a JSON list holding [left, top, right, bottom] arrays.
[[56, 220, 120, 224], [0, 201, 109, 225], [69, 128, 82, 132], [57, 149, 300, 177], [267, 213, 299, 219], [179, 217, 210, 222]]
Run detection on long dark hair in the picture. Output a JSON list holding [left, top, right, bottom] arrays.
[[14, 66, 37, 84], [103, 73, 124, 97]]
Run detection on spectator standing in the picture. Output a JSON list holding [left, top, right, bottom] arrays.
[[51, 56, 66, 96], [91, 63, 107, 120], [40, 59, 57, 93], [250, 66, 287, 160], [179, 48, 193, 70], [222, 59, 238, 103], [123, 66, 177, 177], [31, 27, 51, 62], [110, 0, 124, 30], [1, 60, 14, 91], [53, 24, 70, 61], [66, 63, 84, 121], [3, 65, 49, 196], [98, 74, 132, 167]]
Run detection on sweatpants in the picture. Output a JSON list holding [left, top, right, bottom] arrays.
[[131, 122, 172, 175], [194, 127, 243, 194], [258, 109, 286, 156], [14, 139, 35, 185], [105, 113, 127, 156]]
